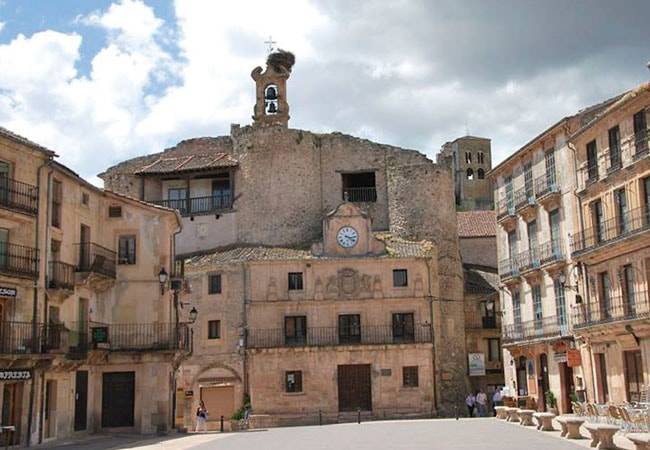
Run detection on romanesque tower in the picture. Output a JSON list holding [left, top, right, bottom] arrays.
[[251, 50, 295, 127]]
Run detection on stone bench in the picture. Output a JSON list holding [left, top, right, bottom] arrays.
[[505, 407, 520, 423], [627, 433, 650, 450], [533, 412, 555, 431], [517, 409, 535, 426], [583, 423, 619, 449], [495, 406, 508, 420], [557, 415, 584, 439]]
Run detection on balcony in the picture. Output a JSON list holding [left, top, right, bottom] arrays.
[[496, 197, 516, 230], [152, 192, 233, 217], [342, 186, 377, 203], [48, 261, 75, 291], [247, 324, 432, 349], [572, 290, 650, 330], [502, 316, 569, 345], [571, 205, 650, 263], [498, 256, 520, 282], [633, 132, 649, 159], [465, 312, 500, 330], [0, 177, 39, 216], [89, 322, 190, 352], [75, 243, 116, 279], [0, 243, 39, 279], [0, 321, 46, 354], [534, 173, 561, 210], [538, 239, 565, 270]]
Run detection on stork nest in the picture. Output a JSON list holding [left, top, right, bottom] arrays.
[[267, 49, 295, 73]]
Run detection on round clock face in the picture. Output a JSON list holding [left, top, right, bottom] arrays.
[[337, 226, 359, 248]]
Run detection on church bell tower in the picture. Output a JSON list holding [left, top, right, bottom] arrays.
[[251, 49, 295, 127]]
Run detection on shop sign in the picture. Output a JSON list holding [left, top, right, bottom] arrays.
[[468, 353, 486, 376], [91, 327, 109, 344], [567, 349, 582, 367], [553, 352, 568, 363], [0, 369, 31, 381], [0, 286, 17, 298], [185, 390, 194, 398]]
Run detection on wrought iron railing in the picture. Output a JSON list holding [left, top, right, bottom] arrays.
[[0, 321, 44, 354], [247, 324, 431, 349], [0, 242, 39, 278], [498, 256, 519, 280], [152, 192, 233, 216], [514, 185, 535, 211], [342, 187, 377, 203], [48, 261, 75, 290], [607, 145, 622, 173], [465, 312, 499, 330], [534, 173, 559, 199], [538, 239, 564, 265], [496, 196, 515, 219], [75, 242, 116, 278], [88, 322, 190, 352], [634, 132, 649, 158], [572, 290, 650, 329], [502, 315, 569, 344], [0, 176, 38, 215], [571, 205, 650, 255]]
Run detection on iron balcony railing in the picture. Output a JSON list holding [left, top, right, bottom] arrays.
[[75, 242, 116, 278], [153, 192, 233, 216], [465, 312, 499, 330], [498, 256, 519, 280], [572, 290, 650, 329], [247, 324, 431, 349], [502, 315, 569, 344], [342, 187, 377, 203], [586, 163, 599, 185], [499, 241, 564, 279], [634, 132, 649, 158], [513, 185, 535, 211], [538, 239, 564, 265], [0, 242, 39, 279], [48, 261, 75, 290], [0, 176, 38, 215], [89, 322, 190, 352], [571, 205, 650, 255], [607, 145, 622, 173], [534, 173, 559, 199], [496, 196, 515, 220], [0, 321, 45, 354]]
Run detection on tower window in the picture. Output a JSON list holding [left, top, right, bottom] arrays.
[[478, 152, 485, 164], [466, 168, 474, 180], [477, 168, 485, 179], [342, 172, 377, 202], [265, 84, 279, 115], [465, 152, 472, 164]]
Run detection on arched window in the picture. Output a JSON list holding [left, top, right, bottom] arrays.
[[466, 168, 474, 180], [477, 168, 485, 179], [264, 84, 279, 115]]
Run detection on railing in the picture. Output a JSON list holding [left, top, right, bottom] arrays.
[[538, 239, 564, 265], [607, 145, 622, 173], [496, 196, 515, 220], [518, 248, 540, 272], [534, 173, 559, 199], [572, 290, 650, 329], [342, 187, 377, 203], [571, 205, 650, 255], [152, 192, 233, 216], [89, 322, 190, 352], [586, 163, 599, 185], [0, 242, 39, 278], [465, 312, 500, 329], [247, 324, 431, 349], [498, 256, 519, 280], [514, 186, 535, 210], [48, 261, 75, 290], [0, 176, 38, 215], [75, 242, 116, 278], [502, 315, 569, 344], [0, 321, 44, 354], [634, 132, 649, 158]]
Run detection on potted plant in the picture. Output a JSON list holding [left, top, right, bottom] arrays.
[[545, 390, 558, 415]]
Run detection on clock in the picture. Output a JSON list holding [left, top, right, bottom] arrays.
[[337, 226, 358, 248]]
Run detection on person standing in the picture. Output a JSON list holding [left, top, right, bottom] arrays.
[[492, 388, 503, 416], [465, 392, 476, 417], [195, 400, 208, 432], [476, 389, 488, 417]]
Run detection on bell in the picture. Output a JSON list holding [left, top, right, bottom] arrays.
[[265, 86, 277, 100], [267, 102, 277, 113]]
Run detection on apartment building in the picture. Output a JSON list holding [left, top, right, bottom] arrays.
[[570, 82, 650, 405], [0, 128, 186, 446], [489, 97, 619, 414]]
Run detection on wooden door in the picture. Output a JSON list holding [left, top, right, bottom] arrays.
[[624, 350, 644, 403], [101, 372, 135, 428], [44, 380, 57, 438], [1, 383, 22, 445], [538, 354, 549, 411], [74, 371, 88, 431], [337, 364, 372, 412], [200, 386, 235, 423], [594, 353, 609, 403]]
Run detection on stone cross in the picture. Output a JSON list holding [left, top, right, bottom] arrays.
[[264, 35, 276, 54]]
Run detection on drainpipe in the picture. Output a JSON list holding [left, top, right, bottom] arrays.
[[425, 259, 438, 415]]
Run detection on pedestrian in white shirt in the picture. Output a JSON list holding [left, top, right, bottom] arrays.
[[476, 389, 488, 417]]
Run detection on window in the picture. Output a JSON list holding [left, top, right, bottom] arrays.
[[608, 125, 621, 170], [81, 192, 89, 206], [466, 168, 474, 180], [52, 179, 62, 228], [288, 272, 303, 291], [505, 176, 514, 210], [392, 313, 415, 342], [211, 174, 232, 210], [265, 84, 279, 115], [545, 150, 557, 189], [167, 188, 188, 213], [622, 264, 636, 315], [285, 371, 302, 393], [527, 220, 538, 265], [465, 152, 472, 164], [487, 338, 501, 362], [524, 162, 533, 200], [477, 168, 485, 179], [512, 290, 521, 330], [615, 188, 628, 234], [633, 110, 648, 155], [532, 284, 542, 330], [207, 320, 221, 339], [341, 172, 377, 202], [507, 231, 517, 260], [477, 152, 485, 165], [284, 316, 307, 345], [108, 206, 122, 218], [586, 140, 598, 181], [599, 272, 611, 319], [549, 209, 561, 256], [402, 366, 419, 387], [208, 274, 222, 294], [392, 269, 408, 287], [554, 278, 567, 329], [592, 200, 604, 243], [480, 301, 497, 328], [339, 314, 361, 344], [118, 235, 136, 265]]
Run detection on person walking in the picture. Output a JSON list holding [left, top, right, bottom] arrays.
[[465, 392, 476, 418], [195, 400, 208, 432], [476, 389, 488, 417], [492, 387, 503, 416]]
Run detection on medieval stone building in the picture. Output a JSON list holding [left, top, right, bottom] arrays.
[[100, 50, 467, 427]]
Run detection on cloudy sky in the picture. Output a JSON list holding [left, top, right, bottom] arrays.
[[0, 0, 649, 184]]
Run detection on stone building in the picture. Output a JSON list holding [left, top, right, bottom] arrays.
[[569, 82, 650, 405], [438, 136, 493, 211], [489, 95, 622, 414], [100, 50, 467, 424], [457, 211, 504, 399], [0, 127, 185, 446]]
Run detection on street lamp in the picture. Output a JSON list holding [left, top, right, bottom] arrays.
[[188, 307, 198, 324], [159, 267, 168, 294]]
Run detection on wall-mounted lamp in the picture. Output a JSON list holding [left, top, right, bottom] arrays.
[[559, 272, 579, 291], [188, 307, 198, 324], [158, 267, 168, 294]]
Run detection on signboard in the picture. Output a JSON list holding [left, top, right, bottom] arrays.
[[185, 390, 194, 398], [553, 352, 568, 364], [567, 349, 582, 367], [91, 326, 109, 344], [0, 369, 31, 381], [0, 286, 17, 298], [468, 353, 486, 376]]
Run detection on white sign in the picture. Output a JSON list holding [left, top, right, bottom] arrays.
[[0, 286, 17, 298], [0, 370, 31, 381], [468, 353, 486, 376]]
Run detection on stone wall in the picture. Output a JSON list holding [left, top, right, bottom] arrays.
[[459, 237, 497, 268]]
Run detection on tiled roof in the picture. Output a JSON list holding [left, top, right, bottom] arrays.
[[0, 126, 57, 156], [136, 153, 238, 174], [457, 211, 496, 237], [464, 265, 498, 295]]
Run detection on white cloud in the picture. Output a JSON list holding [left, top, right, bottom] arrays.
[[0, 22, 5, 33]]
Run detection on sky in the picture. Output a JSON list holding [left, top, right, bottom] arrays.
[[0, 0, 649, 185]]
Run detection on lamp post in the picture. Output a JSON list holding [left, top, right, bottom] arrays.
[[159, 267, 168, 294]]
